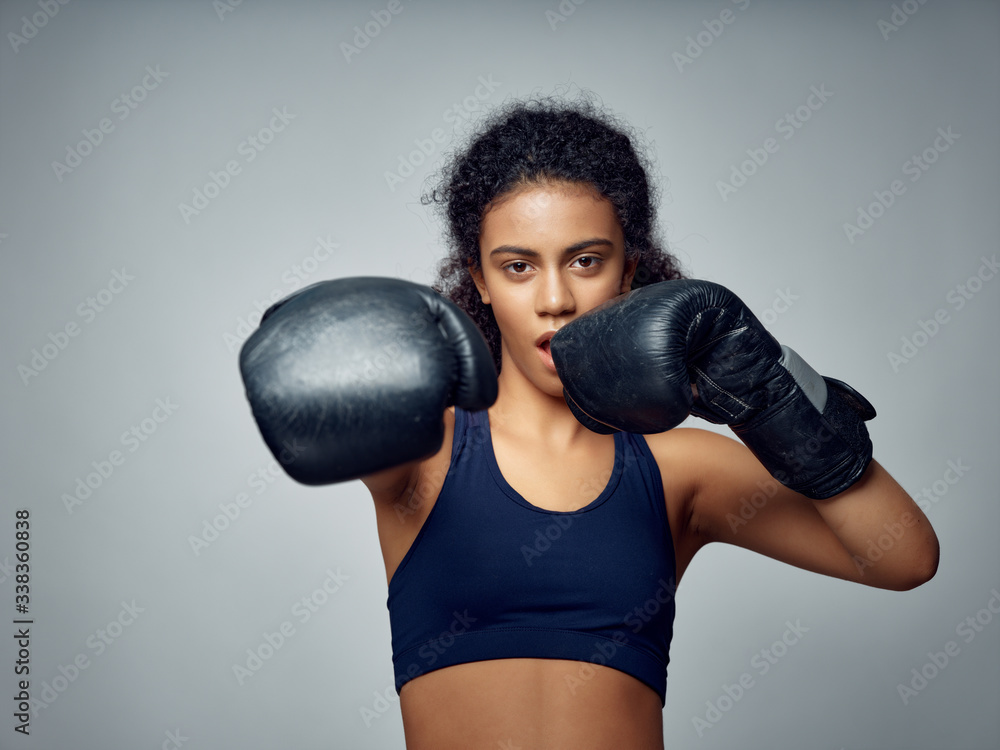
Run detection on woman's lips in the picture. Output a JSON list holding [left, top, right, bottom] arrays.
[[538, 340, 556, 372]]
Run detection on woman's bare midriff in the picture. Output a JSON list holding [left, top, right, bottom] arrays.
[[399, 657, 664, 750]]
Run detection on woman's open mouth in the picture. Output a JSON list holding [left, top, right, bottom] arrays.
[[536, 332, 557, 372]]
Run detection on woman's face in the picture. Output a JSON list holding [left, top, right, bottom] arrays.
[[471, 180, 636, 395]]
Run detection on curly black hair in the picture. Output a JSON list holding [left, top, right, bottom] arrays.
[[423, 91, 686, 373]]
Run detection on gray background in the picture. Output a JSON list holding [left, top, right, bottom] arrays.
[[1, 0, 998, 748]]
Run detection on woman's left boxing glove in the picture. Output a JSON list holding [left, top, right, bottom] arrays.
[[550, 279, 876, 499]]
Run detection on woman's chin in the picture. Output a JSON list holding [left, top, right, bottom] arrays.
[[533, 370, 569, 400], [498, 348, 569, 398]]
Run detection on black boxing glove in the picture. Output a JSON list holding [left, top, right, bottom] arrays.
[[239, 277, 497, 485], [550, 279, 876, 500]]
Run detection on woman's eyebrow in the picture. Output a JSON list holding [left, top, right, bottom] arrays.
[[488, 238, 614, 258]]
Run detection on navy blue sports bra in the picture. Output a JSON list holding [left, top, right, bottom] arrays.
[[386, 406, 677, 705]]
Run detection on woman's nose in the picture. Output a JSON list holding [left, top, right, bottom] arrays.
[[535, 268, 575, 317]]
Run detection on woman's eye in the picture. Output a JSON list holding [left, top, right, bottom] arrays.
[[575, 256, 600, 269], [506, 262, 529, 274]]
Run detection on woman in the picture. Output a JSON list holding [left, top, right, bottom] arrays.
[[239, 94, 939, 749]]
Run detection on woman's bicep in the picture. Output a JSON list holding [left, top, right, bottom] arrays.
[[672, 427, 864, 584]]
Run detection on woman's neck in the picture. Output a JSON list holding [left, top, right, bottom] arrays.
[[487, 359, 602, 449]]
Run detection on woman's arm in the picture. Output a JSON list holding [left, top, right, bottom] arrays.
[[660, 427, 939, 591], [553, 277, 939, 588]]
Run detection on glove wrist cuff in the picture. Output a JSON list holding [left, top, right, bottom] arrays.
[[778, 345, 827, 413], [732, 376, 876, 500]]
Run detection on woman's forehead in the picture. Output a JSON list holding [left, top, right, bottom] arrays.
[[479, 184, 624, 256]]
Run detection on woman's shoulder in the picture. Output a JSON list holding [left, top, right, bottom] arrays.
[[642, 424, 764, 502], [642, 425, 743, 476], [642, 428, 750, 505]]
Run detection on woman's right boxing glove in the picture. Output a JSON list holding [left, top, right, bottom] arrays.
[[238, 277, 498, 485]]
